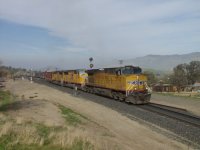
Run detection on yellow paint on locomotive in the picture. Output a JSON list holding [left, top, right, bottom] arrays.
[[51, 72, 63, 82], [63, 71, 88, 85], [62, 72, 67, 82], [51, 72, 57, 81], [87, 72, 148, 92], [126, 74, 147, 91]]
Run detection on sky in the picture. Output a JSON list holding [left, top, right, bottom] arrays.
[[0, 0, 199, 70]]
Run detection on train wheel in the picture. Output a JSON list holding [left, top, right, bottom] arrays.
[[118, 93, 125, 101], [112, 92, 119, 100]]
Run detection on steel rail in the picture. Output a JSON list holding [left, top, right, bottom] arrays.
[[149, 102, 187, 112], [139, 103, 200, 128]]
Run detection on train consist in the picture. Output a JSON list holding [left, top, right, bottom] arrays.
[[40, 66, 151, 104]]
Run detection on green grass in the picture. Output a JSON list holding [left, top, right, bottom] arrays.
[[34, 123, 66, 145], [0, 91, 94, 149], [193, 93, 200, 98], [69, 138, 94, 150], [35, 123, 51, 138], [0, 139, 93, 150], [153, 92, 175, 96], [0, 90, 13, 111], [0, 90, 12, 104], [153, 92, 200, 100], [0, 137, 66, 150], [58, 104, 87, 126], [0, 122, 94, 150]]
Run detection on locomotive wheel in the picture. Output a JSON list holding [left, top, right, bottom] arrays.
[[112, 92, 119, 100], [118, 93, 125, 101]]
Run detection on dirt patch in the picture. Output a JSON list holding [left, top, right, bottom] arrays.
[[3, 79, 192, 150], [5, 99, 65, 126], [151, 93, 200, 115]]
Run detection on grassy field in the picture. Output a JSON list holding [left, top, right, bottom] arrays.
[[0, 90, 94, 150], [0, 90, 14, 111], [153, 91, 200, 99], [58, 104, 84, 126]]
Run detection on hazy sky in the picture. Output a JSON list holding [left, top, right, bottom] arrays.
[[0, 0, 199, 69]]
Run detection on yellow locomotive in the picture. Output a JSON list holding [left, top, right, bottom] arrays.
[[63, 70, 87, 87], [45, 66, 151, 104], [86, 66, 151, 104], [52, 71, 63, 82], [51, 70, 87, 88]]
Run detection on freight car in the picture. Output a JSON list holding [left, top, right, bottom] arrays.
[[43, 65, 151, 104], [44, 71, 52, 81]]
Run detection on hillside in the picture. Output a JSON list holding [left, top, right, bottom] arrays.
[[125, 52, 200, 71]]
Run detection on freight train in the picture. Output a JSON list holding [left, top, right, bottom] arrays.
[[40, 66, 151, 104]]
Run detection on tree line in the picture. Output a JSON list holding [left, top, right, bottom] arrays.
[[0, 61, 27, 78], [144, 61, 200, 89], [170, 61, 200, 88]]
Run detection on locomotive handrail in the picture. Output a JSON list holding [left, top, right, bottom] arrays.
[[126, 83, 134, 96], [144, 82, 152, 93]]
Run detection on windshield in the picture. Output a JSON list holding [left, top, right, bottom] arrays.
[[121, 67, 142, 75]]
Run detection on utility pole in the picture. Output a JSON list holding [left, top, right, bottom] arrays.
[[30, 68, 33, 83], [119, 59, 123, 66]]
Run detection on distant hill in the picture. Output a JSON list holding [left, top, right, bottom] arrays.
[[124, 52, 200, 71]]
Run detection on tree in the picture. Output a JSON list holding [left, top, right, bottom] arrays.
[[170, 64, 188, 91], [143, 71, 157, 86], [187, 61, 200, 84], [159, 75, 170, 84], [170, 61, 200, 91], [0, 69, 9, 77]]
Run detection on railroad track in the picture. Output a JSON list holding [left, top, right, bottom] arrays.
[[139, 103, 200, 128]]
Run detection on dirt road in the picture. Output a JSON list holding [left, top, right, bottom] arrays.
[[5, 79, 191, 150]]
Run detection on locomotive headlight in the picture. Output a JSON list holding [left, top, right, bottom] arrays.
[[134, 87, 137, 90]]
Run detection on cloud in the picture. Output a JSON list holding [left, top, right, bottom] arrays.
[[0, 0, 199, 68]]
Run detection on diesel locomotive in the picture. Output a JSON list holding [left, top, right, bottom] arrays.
[[42, 65, 151, 104]]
